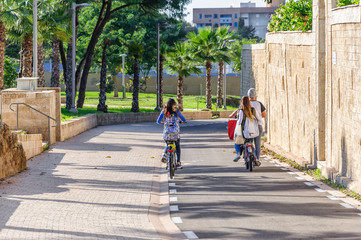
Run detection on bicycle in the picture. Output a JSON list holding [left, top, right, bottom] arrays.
[[242, 139, 260, 171], [166, 140, 178, 179]]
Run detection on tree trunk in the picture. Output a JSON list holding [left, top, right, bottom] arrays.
[[177, 75, 184, 111], [22, 34, 33, 78], [51, 39, 60, 87], [65, 43, 73, 109], [37, 43, 45, 87], [131, 55, 140, 112], [97, 39, 109, 113], [77, 1, 112, 108], [59, 40, 67, 80], [205, 60, 212, 109], [217, 61, 224, 108], [0, 21, 6, 90], [159, 54, 165, 108], [18, 43, 24, 78]]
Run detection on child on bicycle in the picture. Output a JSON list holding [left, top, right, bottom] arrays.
[[233, 96, 262, 165], [157, 98, 187, 168]]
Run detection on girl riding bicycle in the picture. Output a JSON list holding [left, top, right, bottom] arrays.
[[157, 98, 187, 168], [233, 96, 262, 165]]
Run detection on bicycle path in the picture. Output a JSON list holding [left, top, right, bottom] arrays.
[[170, 119, 361, 239], [0, 122, 179, 240]]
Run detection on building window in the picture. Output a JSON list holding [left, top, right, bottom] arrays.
[[214, 14, 218, 18], [205, 23, 212, 26], [256, 14, 260, 18], [199, 14, 202, 19], [235, 13, 238, 18], [234, 22, 238, 27], [220, 14, 232, 18], [205, 14, 212, 18]]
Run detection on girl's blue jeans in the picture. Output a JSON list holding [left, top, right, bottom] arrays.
[[164, 139, 181, 163]]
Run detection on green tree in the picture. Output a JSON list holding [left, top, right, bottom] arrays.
[[214, 26, 236, 108], [237, 18, 256, 39], [187, 27, 220, 109], [165, 42, 201, 111], [229, 38, 257, 73], [75, 0, 190, 109], [97, 38, 110, 112], [3, 56, 17, 88]]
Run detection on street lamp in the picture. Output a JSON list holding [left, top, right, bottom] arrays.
[[69, 3, 91, 114], [223, 39, 236, 109], [120, 54, 127, 99]]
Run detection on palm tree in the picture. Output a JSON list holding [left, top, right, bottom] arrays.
[[38, 0, 70, 88], [215, 26, 235, 108], [0, 0, 15, 89], [6, 1, 34, 78], [121, 30, 145, 112], [97, 38, 110, 113], [165, 42, 201, 111], [187, 27, 219, 109]]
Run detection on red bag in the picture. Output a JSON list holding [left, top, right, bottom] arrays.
[[228, 119, 237, 140]]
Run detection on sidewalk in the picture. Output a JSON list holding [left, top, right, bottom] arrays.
[[0, 123, 174, 240]]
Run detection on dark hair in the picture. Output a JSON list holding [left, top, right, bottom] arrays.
[[164, 98, 177, 116]]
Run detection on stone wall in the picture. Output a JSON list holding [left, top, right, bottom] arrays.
[[242, 32, 319, 165], [60, 114, 98, 142], [0, 123, 26, 180], [323, 5, 361, 192], [43, 72, 242, 96], [1, 90, 57, 144], [17, 134, 43, 160]]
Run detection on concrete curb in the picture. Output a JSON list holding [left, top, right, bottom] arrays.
[[149, 158, 187, 240]]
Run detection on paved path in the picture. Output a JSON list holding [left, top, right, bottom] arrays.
[[0, 123, 168, 240], [170, 119, 361, 239]]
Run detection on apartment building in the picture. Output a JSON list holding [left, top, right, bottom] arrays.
[[193, 2, 282, 39]]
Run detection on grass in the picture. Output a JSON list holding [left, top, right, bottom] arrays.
[[61, 91, 239, 111], [61, 106, 157, 122], [262, 147, 361, 202]]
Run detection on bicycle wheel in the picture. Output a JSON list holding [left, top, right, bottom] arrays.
[[249, 155, 253, 172], [169, 153, 175, 179]]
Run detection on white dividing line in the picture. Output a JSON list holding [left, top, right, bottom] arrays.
[[327, 195, 340, 201], [183, 231, 199, 239], [172, 217, 183, 223], [358, 213, 361, 217], [304, 182, 316, 187], [170, 205, 179, 211], [315, 188, 326, 193], [169, 183, 176, 187], [287, 172, 297, 175], [295, 177, 304, 180], [340, 203, 354, 209], [169, 189, 177, 194], [281, 168, 288, 170], [275, 165, 282, 167], [169, 197, 178, 202]]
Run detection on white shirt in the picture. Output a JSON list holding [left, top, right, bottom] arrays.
[[250, 100, 265, 127]]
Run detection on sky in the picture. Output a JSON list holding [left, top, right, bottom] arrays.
[[184, 0, 267, 23]]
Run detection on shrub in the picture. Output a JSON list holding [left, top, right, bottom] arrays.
[[4, 56, 18, 89], [267, 0, 312, 32], [338, 0, 359, 7]]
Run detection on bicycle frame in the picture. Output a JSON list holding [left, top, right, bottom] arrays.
[[166, 141, 178, 179], [243, 140, 256, 171]]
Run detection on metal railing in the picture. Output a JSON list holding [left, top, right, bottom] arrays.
[[9, 103, 57, 144]]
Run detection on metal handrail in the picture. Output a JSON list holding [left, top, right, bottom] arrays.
[[9, 103, 58, 144]]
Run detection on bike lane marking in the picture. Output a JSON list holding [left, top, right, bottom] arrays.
[[183, 231, 199, 239]]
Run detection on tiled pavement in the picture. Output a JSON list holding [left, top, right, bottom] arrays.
[[0, 123, 167, 240]]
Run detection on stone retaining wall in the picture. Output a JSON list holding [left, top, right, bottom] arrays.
[[0, 123, 26, 180], [60, 114, 98, 142], [17, 134, 43, 160]]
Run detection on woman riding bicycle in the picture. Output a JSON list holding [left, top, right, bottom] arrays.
[[233, 96, 262, 164], [157, 98, 187, 168]]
